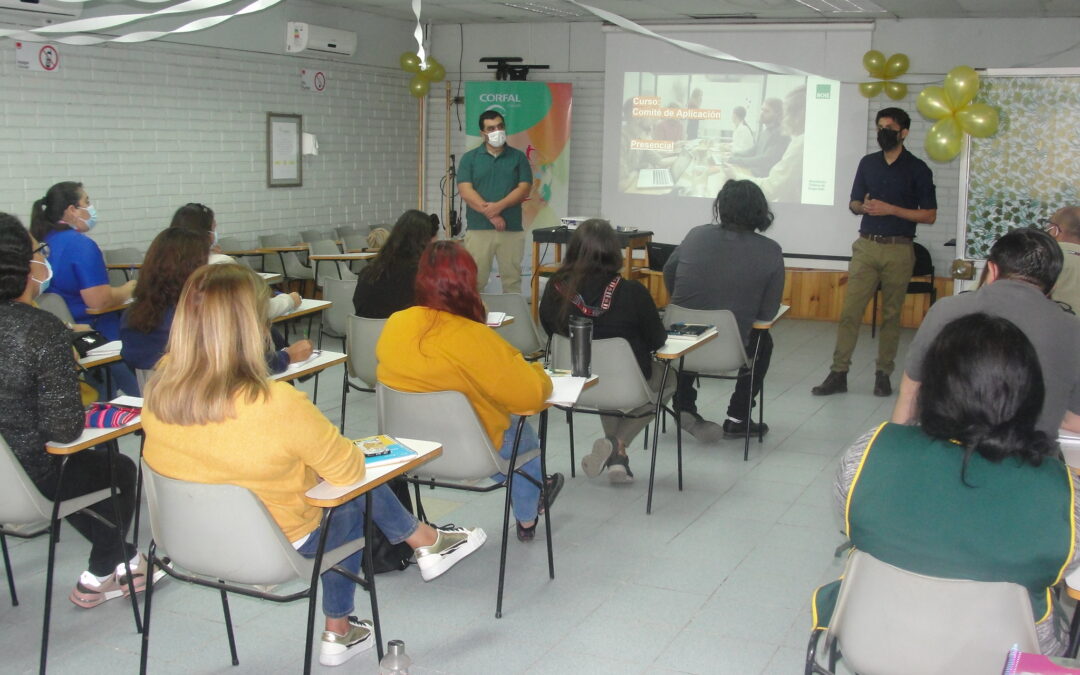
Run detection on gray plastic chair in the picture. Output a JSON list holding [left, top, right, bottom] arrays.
[[103, 247, 142, 284], [319, 279, 357, 346], [339, 316, 386, 433], [806, 550, 1040, 675], [376, 384, 549, 618], [258, 234, 288, 276], [311, 239, 357, 283], [36, 292, 74, 324], [549, 335, 681, 508], [663, 305, 764, 461], [482, 293, 545, 360], [300, 229, 333, 244], [139, 461, 378, 674], [334, 226, 361, 241], [342, 233, 369, 252], [0, 435, 140, 671]]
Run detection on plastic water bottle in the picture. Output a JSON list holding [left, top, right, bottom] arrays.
[[379, 639, 411, 675]]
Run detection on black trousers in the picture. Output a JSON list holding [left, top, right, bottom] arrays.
[[34, 448, 137, 577], [673, 329, 773, 420]]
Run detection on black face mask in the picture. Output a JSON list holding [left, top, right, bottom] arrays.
[[877, 127, 901, 152]]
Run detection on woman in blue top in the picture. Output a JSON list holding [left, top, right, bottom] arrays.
[[31, 181, 139, 395]]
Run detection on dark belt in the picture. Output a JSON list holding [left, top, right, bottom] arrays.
[[859, 232, 913, 245]]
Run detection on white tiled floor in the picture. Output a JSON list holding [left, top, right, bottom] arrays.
[[2, 318, 914, 674]]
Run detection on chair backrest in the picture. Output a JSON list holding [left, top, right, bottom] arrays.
[[481, 293, 544, 357], [912, 242, 934, 278], [282, 251, 313, 280], [215, 236, 245, 252], [300, 229, 332, 244], [37, 292, 75, 324], [321, 278, 358, 339], [828, 551, 1040, 675], [258, 235, 289, 275], [141, 461, 310, 586], [376, 384, 505, 480], [549, 335, 653, 411], [136, 368, 154, 393], [662, 305, 749, 376], [103, 247, 142, 284], [260, 233, 291, 247], [345, 315, 386, 387], [0, 435, 53, 526], [342, 233, 369, 252], [309, 239, 341, 256]]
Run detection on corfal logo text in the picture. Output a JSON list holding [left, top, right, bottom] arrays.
[[479, 93, 522, 103]]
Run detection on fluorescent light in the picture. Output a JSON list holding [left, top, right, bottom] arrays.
[[795, 0, 887, 13], [500, 2, 587, 17]]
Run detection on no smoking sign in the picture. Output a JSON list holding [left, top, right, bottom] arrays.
[[300, 68, 327, 93], [15, 42, 61, 72]]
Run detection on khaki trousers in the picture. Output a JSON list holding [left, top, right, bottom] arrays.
[[464, 229, 526, 294], [831, 237, 915, 376]]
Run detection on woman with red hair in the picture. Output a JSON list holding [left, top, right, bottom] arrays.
[[377, 241, 564, 541]]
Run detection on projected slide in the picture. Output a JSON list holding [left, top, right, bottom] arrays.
[[618, 73, 839, 206]]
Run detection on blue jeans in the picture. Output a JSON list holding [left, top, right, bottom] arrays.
[[491, 415, 543, 524], [296, 484, 419, 619]]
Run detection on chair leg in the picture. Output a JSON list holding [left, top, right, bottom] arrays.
[[413, 482, 429, 523], [40, 457, 72, 674], [339, 370, 349, 434], [1, 533, 17, 606], [675, 407, 683, 491], [647, 361, 674, 515], [139, 542, 158, 675], [313, 325, 324, 405], [538, 409, 555, 580], [565, 409, 576, 478], [108, 440, 142, 633], [363, 492, 384, 661], [132, 434, 146, 549], [219, 590, 240, 666], [496, 416, 527, 618]]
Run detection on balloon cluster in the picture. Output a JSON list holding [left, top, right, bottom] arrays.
[[859, 50, 909, 100], [399, 52, 445, 98], [916, 66, 1000, 162]]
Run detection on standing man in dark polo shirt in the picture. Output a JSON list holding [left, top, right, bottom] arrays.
[[458, 110, 533, 293], [812, 107, 937, 397]]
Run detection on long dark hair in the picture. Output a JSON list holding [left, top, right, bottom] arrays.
[[30, 181, 83, 241], [414, 240, 484, 323], [359, 209, 437, 283], [918, 313, 1057, 479], [713, 179, 773, 232], [0, 213, 32, 302], [125, 228, 209, 333], [549, 219, 622, 321]]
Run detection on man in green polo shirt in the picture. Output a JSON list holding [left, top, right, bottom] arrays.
[[457, 110, 533, 293]]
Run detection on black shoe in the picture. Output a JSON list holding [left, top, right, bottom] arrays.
[[722, 419, 770, 438], [538, 473, 564, 515], [811, 371, 848, 396], [874, 371, 892, 397]]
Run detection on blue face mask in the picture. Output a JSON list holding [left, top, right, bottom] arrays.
[[31, 258, 52, 294], [81, 204, 98, 231]]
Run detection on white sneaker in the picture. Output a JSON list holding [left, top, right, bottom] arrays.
[[319, 616, 373, 666], [415, 525, 486, 582]]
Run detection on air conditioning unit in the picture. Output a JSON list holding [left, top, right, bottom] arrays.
[[0, 0, 81, 26], [285, 21, 356, 56]]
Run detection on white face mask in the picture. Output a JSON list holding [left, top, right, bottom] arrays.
[[486, 129, 506, 148]]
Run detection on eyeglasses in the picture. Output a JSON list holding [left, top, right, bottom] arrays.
[[33, 242, 50, 258]]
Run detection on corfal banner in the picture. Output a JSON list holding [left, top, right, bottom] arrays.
[[464, 81, 572, 231]]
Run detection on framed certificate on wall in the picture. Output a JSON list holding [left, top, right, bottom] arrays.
[[267, 112, 302, 187]]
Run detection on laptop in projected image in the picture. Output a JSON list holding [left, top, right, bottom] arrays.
[[636, 168, 674, 189]]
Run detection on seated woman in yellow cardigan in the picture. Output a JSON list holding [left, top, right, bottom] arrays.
[[377, 240, 565, 542], [142, 264, 485, 668]]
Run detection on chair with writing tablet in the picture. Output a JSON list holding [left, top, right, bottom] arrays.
[[339, 315, 386, 433], [663, 305, 764, 461], [481, 293, 545, 360], [805, 550, 1039, 675], [138, 461, 377, 675], [311, 239, 359, 283], [549, 335, 680, 492], [103, 247, 143, 284], [376, 384, 551, 619], [1, 434, 141, 672], [299, 229, 334, 244], [258, 234, 288, 276]]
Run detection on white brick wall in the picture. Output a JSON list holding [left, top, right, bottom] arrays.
[[0, 39, 419, 253]]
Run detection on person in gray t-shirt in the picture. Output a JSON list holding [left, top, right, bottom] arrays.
[[664, 180, 785, 441], [892, 227, 1080, 437]]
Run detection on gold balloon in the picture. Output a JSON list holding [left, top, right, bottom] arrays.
[[859, 81, 884, 98], [925, 117, 963, 162], [423, 58, 446, 83], [884, 53, 910, 80], [944, 65, 979, 109], [956, 102, 999, 138], [409, 74, 430, 98], [884, 81, 908, 100], [399, 52, 421, 74], [916, 86, 953, 120], [863, 50, 886, 79]]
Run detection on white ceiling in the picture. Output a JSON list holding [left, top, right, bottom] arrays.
[[322, 0, 1080, 24]]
